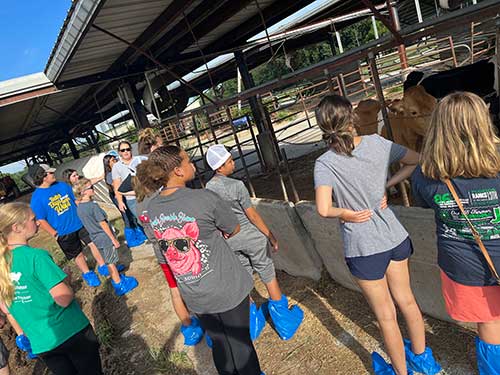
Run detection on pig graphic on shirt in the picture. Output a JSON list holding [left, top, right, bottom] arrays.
[[156, 222, 202, 276]]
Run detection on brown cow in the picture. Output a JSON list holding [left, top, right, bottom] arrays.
[[354, 99, 381, 135], [353, 86, 437, 151], [383, 86, 437, 152]]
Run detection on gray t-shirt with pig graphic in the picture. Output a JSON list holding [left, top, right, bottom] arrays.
[[143, 188, 253, 314]]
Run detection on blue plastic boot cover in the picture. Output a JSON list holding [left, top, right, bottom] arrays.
[[476, 336, 500, 375], [133, 226, 148, 244], [372, 352, 414, 375], [124, 228, 142, 247], [267, 294, 304, 340], [205, 334, 213, 349], [250, 301, 266, 341], [404, 339, 442, 375], [180, 316, 204, 346], [372, 352, 397, 375], [16, 334, 37, 359]]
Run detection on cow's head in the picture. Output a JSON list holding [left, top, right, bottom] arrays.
[[402, 86, 437, 137], [354, 99, 381, 135]]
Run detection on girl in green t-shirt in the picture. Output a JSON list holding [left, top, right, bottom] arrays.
[[0, 202, 102, 375]]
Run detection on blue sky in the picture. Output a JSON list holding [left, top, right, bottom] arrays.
[[0, 0, 71, 81], [0, 1, 70, 174]]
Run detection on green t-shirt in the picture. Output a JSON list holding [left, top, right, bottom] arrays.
[[8, 246, 89, 354]]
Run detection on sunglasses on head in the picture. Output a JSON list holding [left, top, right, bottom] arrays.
[[44, 171, 55, 176], [158, 237, 191, 253], [119, 148, 131, 152]]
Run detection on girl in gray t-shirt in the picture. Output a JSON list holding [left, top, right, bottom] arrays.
[[314, 95, 440, 375], [135, 145, 261, 375]]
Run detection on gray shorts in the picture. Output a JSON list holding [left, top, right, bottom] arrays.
[[0, 337, 9, 368], [100, 246, 119, 264], [236, 236, 276, 284]]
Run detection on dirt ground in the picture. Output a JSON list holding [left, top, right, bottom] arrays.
[[5, 189, 477, 374]]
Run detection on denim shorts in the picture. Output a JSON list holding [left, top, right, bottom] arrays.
[[345, 237, 413, 280]]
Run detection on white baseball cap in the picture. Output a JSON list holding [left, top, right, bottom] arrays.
[[206, 144, 231, 170]]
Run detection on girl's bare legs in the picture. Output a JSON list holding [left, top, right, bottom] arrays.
[[386, 259, 426, 355], [478, 320, 500, 345], [357, 276, 408, 375]]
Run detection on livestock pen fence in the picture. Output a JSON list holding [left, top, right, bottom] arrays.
[[150, 12, 499, 203]]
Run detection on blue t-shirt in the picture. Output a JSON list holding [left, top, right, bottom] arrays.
[[30, 182, 83, 236], [411, 166, 500, 286]]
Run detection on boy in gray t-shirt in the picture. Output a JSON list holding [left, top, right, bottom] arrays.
[[74, 178, 138, 297], [205, 144, 304, 341]]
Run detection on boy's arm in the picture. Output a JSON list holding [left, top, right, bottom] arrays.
[[244, 207, 279, 251], [99, 221, 120, 249], [37, 219, 58, 239]]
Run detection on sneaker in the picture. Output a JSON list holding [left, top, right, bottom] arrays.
[[180, 316, 204, 346], [112, 275, 138, 296], [97, 264, 125, 277], [82, 271, 101, 287]]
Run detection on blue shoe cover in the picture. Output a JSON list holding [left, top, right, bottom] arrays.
[[404, 339, 441, 375], [133, 226, 148, 245], [16, 334, 37, 359], [112, 275, 138, 296], [267, 294, 304, 340], [372, 352, 414, 375], [476, 336, 500, 375], [98, 264, 125, 277], [250, 301, 266, 341], [82, 271, 101, 287], [125, 228, 142, 247], [205, 334, 213, 349], [180, 317, 204, 346]]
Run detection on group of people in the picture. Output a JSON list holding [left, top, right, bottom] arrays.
[[0, 91, 497, 375], [313, 92, 500, 375]]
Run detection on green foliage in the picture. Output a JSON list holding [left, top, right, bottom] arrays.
[[5, 167, 30, 191], [149, 347, 194, 374]]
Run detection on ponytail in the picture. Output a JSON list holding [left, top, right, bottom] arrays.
[[315, 95, 356, 156], [0, 203, 31, 305]]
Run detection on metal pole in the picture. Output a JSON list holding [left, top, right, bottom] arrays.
[[449, 36, 458, 67], [281, 149, 299, 203], [325, 69, 336, 94], [337, 74, 348, 98], [145, 72, 161, 122], [471, 22, 475, 63], [298, 91, 312, 128], [414, 0, 423, 23], [204, 110, 218, 144], [368, 52, 394, 141], [237, 68, 242, 111], [372, 16, 380, 39], [335, 30, 344, 53], [191, 114, 205, 159], [224, 107, 256, 197], [387, 1, 408, 69]]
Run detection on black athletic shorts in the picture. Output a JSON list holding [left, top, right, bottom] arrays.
[[56, 227, 92, 260]]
